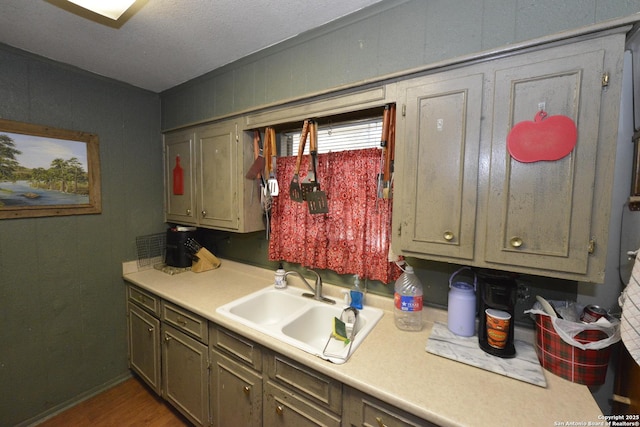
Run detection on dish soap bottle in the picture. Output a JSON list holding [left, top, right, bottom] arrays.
[[394, 265, 423, 331], [274, 263, 286, 289], [350, 275, 364, 310]]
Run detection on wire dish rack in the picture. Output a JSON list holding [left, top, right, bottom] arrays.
[[135, 233, 166, 270], [322, 307, 359, 363]]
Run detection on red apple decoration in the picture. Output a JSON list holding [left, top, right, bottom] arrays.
[[507, 111, 577, 163]]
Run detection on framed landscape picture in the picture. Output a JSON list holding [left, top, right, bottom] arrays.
[[0, 118, 101, 219]]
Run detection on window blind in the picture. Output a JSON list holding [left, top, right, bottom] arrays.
[[284, 117, 382, 155]]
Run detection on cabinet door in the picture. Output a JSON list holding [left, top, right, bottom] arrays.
[[162, 325, 209, 426], [485, 49, 605, 274], [263, 381, 341, 427], [210, 348, 262, 427], [165, 129, 196, 224], [343, 386, 436, 427], [196, 122, 239, 230], [127, 303, 161, 395], [398, 73, 483, 260]]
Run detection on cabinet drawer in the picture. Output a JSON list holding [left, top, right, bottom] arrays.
[[266, 352, 341, 414], [162, 301, 208, 344], [128, 285, 160, 316], [264, 381, 341, 427], [211, 325, 262, 371]]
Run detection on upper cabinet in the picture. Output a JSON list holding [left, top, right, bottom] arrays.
[[165, 129, 196, 224], [484, 47, 606, 277], [397, 72, 484, 261], [393, 31, 627, 283], [164, 119, 264, 233]]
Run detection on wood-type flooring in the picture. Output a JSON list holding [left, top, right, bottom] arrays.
[[37, 377, 190, 427]]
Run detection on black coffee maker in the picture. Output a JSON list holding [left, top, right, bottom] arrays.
[[477, 269, 517, 358], [165, 226, 196, 268]]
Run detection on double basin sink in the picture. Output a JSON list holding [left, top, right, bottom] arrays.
[[216, 285, 384, 364]]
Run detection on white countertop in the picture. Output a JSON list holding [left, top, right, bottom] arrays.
[[123, 259, 604, 427]]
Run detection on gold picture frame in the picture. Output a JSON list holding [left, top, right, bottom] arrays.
[[0, 118, 101, 219]]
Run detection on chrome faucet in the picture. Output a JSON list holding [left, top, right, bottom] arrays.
[[284, 269, 335, 305]]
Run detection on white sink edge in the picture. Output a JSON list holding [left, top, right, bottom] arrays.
[[216, 285, 385, 363]]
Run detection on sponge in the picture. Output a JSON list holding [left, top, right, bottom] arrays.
[[332, 317, 350, 344]]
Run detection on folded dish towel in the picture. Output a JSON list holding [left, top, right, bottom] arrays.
[[620, 253, 640, 366]]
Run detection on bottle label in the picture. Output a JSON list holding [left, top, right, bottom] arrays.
[[394, 293, 423, 312]]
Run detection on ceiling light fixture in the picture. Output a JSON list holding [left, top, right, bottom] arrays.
[[67, 0, 136, 20]]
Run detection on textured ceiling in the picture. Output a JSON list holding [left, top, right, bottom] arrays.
[[0, 0, 384, 92]]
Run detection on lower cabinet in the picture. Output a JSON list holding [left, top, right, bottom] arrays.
[[127, 286, 162, 395], [126, 285, 437, 427], [127, 302, 161, 394], [264, 351, 342, 427], [162, 324, 209, 426], [210, 324, 263, 427]]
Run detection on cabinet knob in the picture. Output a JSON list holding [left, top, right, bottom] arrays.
[[510, 236, 523, 248], [186, 208, 191, 215], [376, 416, 388, 427], [175, 316, 187, 326], [201, 210, 207, 218], [275, 405, 284, 416], [147, 327, 154, 333], [243, 386, 250, 396], [164, 334, 172, 342], [443, 231, 454, 241]]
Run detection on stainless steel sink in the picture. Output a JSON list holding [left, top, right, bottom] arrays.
[[216, 285, 384, 363]]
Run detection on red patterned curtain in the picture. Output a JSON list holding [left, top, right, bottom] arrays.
[[268, 148, 401, 283]]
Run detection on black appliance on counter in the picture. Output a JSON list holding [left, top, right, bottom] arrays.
[[477, 269, 518, 358], [165, 226, 196, 268]]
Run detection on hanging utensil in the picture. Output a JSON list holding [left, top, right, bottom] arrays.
[[267, 127, 279, 196], [261, 130, 273, 239], [246, 129, 265, 180], [377, 105, 391, 199], [248, 130, 262, 204], [306, 121, 328, 214], [289, 119, 309, 202], [383, 104, 396, 199], [301, 120, 321, 200]]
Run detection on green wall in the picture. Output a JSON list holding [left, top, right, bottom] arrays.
[[0, 46, 163, 426]]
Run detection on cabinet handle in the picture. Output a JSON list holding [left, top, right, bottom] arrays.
[[510, 236, 523, 248], [147, 327, 154, 333], [376, 416, 388, 427], [443, 231, 454, 241], [164, 334, 172, 342], [275, 405, 284, 416], [201, 210, 207, 218], [137, 295, 145, 303], [175, 316, 187, 326], [243, 386, 250, 396]]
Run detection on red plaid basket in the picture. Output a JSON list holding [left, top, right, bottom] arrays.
[[534, 314, 612, 385]]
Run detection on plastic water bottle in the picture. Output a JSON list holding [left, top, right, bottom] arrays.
[[394, 265, 423, 331]]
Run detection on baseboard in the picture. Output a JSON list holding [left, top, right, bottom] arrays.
[[20, 372, 133, 427]]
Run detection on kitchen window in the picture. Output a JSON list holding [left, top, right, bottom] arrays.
[[282, 116, 383, 155]]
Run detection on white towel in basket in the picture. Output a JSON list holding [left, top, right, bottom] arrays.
[[620, 253, 640, 366]]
